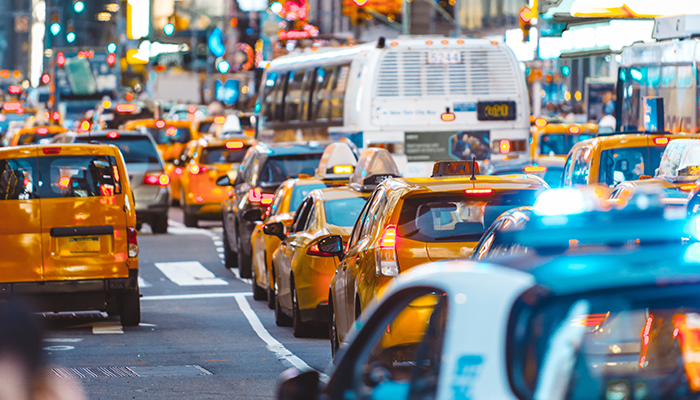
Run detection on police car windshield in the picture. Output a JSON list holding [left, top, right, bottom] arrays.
[[76, 136, 160, 164], [397, 191, 538, 242], [508, 283, 700, 400], [599, 146, 665, 186], [325, 197, 368, 227], [540, 134, 595, 156], [259, 154, 323, 186], [200, 147, 247, 165]]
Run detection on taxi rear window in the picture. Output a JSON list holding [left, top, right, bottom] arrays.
[[259, 154, 323, 186], [198, 122, 214, 134], [76, 136, 159, 164], [39, 155, 122, 198], [324, 197, 368, 227], [397, 191, 538, 242], [143, 127, 191, 144], [0, 157, 38, 200], [290, 183, 326, 211], [200, 146, 248, 164], [16, 132, 59, 145], [507, 283, 700, 400], [540, 134, 595, 156], [599, 146, 665, 186]]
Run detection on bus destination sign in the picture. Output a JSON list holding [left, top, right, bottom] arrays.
[[477, 101, 516, 121]]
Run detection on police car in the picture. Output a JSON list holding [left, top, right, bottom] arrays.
[[276, 189, 700, 400]]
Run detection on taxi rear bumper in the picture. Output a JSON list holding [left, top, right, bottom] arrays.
[[184, 203, 223, 220], [0, 269, 138, 313]]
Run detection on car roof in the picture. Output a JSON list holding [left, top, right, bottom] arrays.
[[0, 142, 119, 156], [316, 186, 369, 201], [124, 119, 191, 127], [253, 141, 329, 156], [391, 174, 548, 194], [197, 137, 255, 147], [487, 157, 565, 172]]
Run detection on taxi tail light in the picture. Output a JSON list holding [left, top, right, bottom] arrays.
[[524, 165, 547, 173], [143, 171, 170, 186], [189, 164, 207, 175], [261, 193, 274, 205], [249, 188, 262, 203], [465, 188, 493, 196], [377, 225, 399, 277], [307, 243, 335, 257], [127, 227, 139, 258], [654, 137, 670, 145]]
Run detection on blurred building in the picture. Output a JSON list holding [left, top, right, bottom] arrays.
[[0, 0, 32, 75]]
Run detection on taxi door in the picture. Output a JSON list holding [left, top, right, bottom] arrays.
[[39, 146, 130, 281], [0, 147, 43, 283], [277, 199, 315, 310]]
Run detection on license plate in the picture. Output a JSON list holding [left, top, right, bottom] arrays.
[[69, 237, 100, 253], [428, 50, 461, 64]]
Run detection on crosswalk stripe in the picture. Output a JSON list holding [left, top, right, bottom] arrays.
[[138, 277, 151, 288], [154, 261, 228, 286]]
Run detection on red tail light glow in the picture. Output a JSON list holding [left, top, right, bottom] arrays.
[[56, 52, 66, 67], [42, 147, 61, 154], [36, 128, 49, 135], [189, 164, 207, 175], [165, 127, 177, 136], [143, 172, 170, 186], [8, 85, 21, 95], [465, 188, 493, 196], [52, 111, 61, 121], [571, 313, 609, 327], [248, 188, 262, 203], [107, 131, 119, 139], [568, 125, 581, 134], [681, 184, 697, 192], [58, 176, 71, 189], [306, 243, 334, 257], [3, 102, 21, 112], [261, 193, 274, 205], [188, 105, 197, 113], [534, 118, 548, 128], [116, 103, 137, 113], [499, 139, 511, 154], [78, 120, 91, 132], [380, 225, 397, 249], [654, 137, 669, 145], [155, 119, 166, 128], [128, 226, 139, 258]]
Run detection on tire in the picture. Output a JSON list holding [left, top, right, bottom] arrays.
[[184, 211, 198, 228], [120, 289, 141, 327], [274, 282, 292, 327], [237, 234, 252, 278], [223, 232, 237, 269], [151, 213, 168, 234], [292, 276, 314, 338], [252, 266, 267, 301], [329, 296, 340, 359], [267, 266, 276, 310]]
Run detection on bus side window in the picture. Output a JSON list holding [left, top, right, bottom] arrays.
[[273, 72, 289, 122], [312, 66, 333, 122], [285, 69, 306, 122], [300, 69, 315, 121], [262, 72, 278, 121], [330, 64, 350, 122]]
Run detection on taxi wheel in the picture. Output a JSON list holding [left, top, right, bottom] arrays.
[[266, 267, 276, 310], [223, 232, 237, 269], [120, 289, 141, 327], [274, 283, 292, 327], [237, 235, 252, 279], [251, 267, 267, 301], [184, 212, 198, 228], [291, 276, 313, 338], [151, 213, 168, 234], [329, 297, 340, 359]]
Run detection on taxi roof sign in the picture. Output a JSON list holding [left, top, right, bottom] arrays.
[[316, 142, 358, 180], [349, 148, 401, 192], [432, 160, 480, 177]]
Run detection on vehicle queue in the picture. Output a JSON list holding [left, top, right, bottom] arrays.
[[4, 35, 700, 400]]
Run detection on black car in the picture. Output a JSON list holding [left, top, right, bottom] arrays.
[[219, 141, 327, 278]]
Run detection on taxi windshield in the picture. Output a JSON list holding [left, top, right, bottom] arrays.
[[397, 191, 539, 242], [599, 147, 666, 186], [324, 197, 368, 227], [200, 147, 248, 165], [144, 126, 191, 144], [508, 283, 700, 400], [290, 183, 326, 211], [76, 136, 159, 164], [259, 154, 323, 186], [16, 132, 59, 145], [540, 134, 595, 156]]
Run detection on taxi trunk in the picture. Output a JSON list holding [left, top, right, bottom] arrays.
[[187, 162, 235, 205]]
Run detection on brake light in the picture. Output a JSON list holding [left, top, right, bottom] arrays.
[[58, 176, 70, 189], [36, 128, 49, 134], [127, 227, 139, 258], [8, 85, 21, 95], [3, 102, 21, 111], [213, 115, 226, 124], [188, 105, 197, 113], [333, 165, 354, 174], [78, 120, 91, 132], [42, 147, 61, 154], [654, 137, 669, 145], [248, 188, 262, 203], [380, 225, 397, 249], [524, 166, 547, 173], [165, 127, 177, 136], [155, 119, 166, 129], [306, 243, 335, 257], [52, 111, 61, 121], [189, 164, 207, 175], [465, 188, 493, 196], [499, 139, 511, 154], [261, 193, 274, 205], [143, 171, 170, 186], [225, 141, 244, 149], [568, 125, 581, 134], [534, 118, 548, 128], [116, 103, 137, 113], [681, 184, 697, 192], [107, 131, 119, 139]]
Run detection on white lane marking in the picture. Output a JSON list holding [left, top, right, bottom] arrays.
[[229, 268, 252, 284], [216, 247, 224, 252], [92, 322, 124, 335], [44, 345, 74, 351], [139, 323, 157, 327], [233, 293, 328, 379], [218, 254, 225, 259], [214, 240, 224, 246], [142, 292, 251, 301], [168, 219, 186, 228], [154, 261, 228, 286], [44, 338, 84, 343], [138, 277, 152, 288]]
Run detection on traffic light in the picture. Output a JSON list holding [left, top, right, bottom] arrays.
[[56, 52, 66, 67], [163, 23, 175, 36], [73, 1, 85, 13], [50, 23, 61, 36], [41, 74, 51, 85], [560, 65, 571, 77], [106, 53, 116, 66], [519, 7, 534, 42], [217, 60, 231, 74], [107, 42, 117, 53]]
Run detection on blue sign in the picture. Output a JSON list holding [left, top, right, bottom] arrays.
[[453, 102, 477, 112], [216, 80, 239, 105], [208, 27, 226, 57]]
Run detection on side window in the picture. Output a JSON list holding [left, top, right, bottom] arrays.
[[348, 191, 376, 249], [361, 188, 386, 239], [262, 72, 279, 121], [285, 69, 306, 122], [291, 199, 312, 233], [312, 66, 333, 121], [0, 157, 38, 200], [473, 220, 503, 260], [268, 186, 286, 217], [273, 72, 289, 122], [237, 150, 256, 184], [330, 64, 350, 122], [571, 149, 591, 185], [303, 202, 316, 231], [329, 289, 448, 400]]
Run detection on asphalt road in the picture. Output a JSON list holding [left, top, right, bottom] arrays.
[[42, 209, 331, 399]]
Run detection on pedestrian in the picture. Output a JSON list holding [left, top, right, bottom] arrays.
[[598, 102, 616, 132]]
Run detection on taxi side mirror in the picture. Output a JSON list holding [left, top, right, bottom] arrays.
[[276, 368, 319, 400], [242, 208, 263, 222], [318, 235, 344, 261], [264, 222, 286, 241], [216, 176, 232, 187]]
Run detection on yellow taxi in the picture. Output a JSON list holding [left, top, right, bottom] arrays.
[[248, 142, 359, 308], [0, 143, 140, 326], [123, 119, 196, 162], [530, 116, 597, 158], [178, 137, 254, 227], [319, 160, 549, 355], [10, 126, 67, 146], [562, 132, 700, 188]]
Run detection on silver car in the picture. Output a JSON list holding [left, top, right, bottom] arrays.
[[53, 130, 171, 233]]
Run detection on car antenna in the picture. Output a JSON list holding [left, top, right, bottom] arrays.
[[470, 156, 477, 181]]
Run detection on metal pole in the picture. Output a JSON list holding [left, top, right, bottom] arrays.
[[403, 0, 411, 35]]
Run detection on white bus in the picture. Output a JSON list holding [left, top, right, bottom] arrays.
[[255, 36, 530, 176]]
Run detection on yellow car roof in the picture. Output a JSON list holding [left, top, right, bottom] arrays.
[[395, 175, 547, 193], [316, 186, 371, 201], [124, 119, 192, 128]]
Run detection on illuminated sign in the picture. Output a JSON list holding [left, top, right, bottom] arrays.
[[477, 101, 516, 121]]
